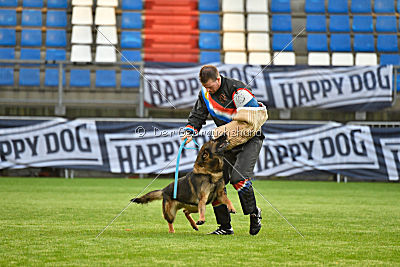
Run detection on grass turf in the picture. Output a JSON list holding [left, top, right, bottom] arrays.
[[0, 177, 399, 266]]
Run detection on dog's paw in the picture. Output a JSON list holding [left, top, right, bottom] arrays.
[[196, 220, 205, 225], [193, 226, 199, 231], [228, 208, 237, 214]]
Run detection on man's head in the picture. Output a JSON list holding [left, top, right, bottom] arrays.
[[199, 65, 221, 94]]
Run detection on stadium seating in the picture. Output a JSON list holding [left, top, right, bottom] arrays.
[[307, 34, 328, 52], [46, 11, 67, 28], [45, 69, 66, 86], [0, 29, 16, 45], [20, 48, 41, 61], [306, 15, 326, 32], [223, 33, 245, 51], [376, 16, 397, 32], [121, 31, 142, 48], [248, 52, 271, 65], [271, 14, 292, 32], [19, 68, 40, 86], [71, 26, 92, 44], [121, 12, 143, 29], [0, 9, 16, 26], [305, 0, 325, 13], [327, 0, 348, 13], [355, 53, 378, 65], [21, 29, 42, 47], [247, 14, 269, 32], [70, 69, 91, 87], [353, 34, 375, 52], [271, 0, 291, 13], [352, 15, 373, 32], [95, 70, 116, 87], [224, 52, 247, 64], [377, 35, 398, 52], [95, 46, 117, 62], [374, 0, 395, 13], [331, 53, 353, 66], [121, 50, 142, 62], [97, 0, 118, 6], [95, 7, 116, 25], [0, 0, 17, 7], [46, 49, 66, 61], [47, 0, 68, 8], [222, 14, 245, 31], [46, 30, 67, 47], [96, 26, 118, 45], [222, 0, 244, 12], [246, 0, 268, 12], [23, 0, 43, 8], [247, 33, 269, 51], [0, 48, 14, 60], [0, 68, 14, 85], [122, 0, 143, 10], [200, 51, 221, 64], [351, 0, 372, 13], [330, 34, 351, 52], [72, 7, 93, 25], [199, 33, 220, 50], [121, 70, 140, 87], [329, 15, 350, 32], [70, 45, 92, 62], [72, 0, 93, 6], [21, 10, 42, 27]]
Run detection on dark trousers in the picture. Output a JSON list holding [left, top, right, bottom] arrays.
[[213, 135, 263, 227]]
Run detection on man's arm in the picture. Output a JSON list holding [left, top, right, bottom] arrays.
[[182, 91, 209, 144]]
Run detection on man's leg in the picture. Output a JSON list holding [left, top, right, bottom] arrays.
[[230, 136, 263, 235], [208, 155, 234, 235]]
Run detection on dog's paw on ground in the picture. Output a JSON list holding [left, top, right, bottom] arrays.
[[196, 220, 205, 225]]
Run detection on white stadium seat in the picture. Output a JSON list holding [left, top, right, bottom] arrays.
[[96, 26, 118, 45], [308, 52, 330, 66], [273, 52, 296, 65], [71, 45, 92, 62], [248, 52, 271, 65], [331, 53, 354, 66], [222, 0, 244, 12], [95, 7, 116, 26], [97, 0, 118, 7], [246, 0, 268, 13], [95, 45, 117, 62], [247, 33, 270, 51], [71, 6, 93, 25], [355, 53, 378, 66], [224, 52, 247, 64], [223, 32, 246, 51], [247, 14, 269, 32], [71, 26, 93, 44], [72, 0, 93, 6], [222, 14, 245, 31]]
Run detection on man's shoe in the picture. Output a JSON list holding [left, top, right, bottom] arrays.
[[207, 227, 234, 235], [249, 207, 262, 235]]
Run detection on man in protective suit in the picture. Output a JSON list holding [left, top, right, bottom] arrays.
[[181, 65, 264, 235]]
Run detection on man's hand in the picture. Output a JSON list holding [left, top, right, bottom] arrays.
[[181, 133, 193, 145]]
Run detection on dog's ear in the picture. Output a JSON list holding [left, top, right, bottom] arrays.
[[215, 133, 228, 143]]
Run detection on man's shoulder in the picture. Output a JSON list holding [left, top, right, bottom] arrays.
[[222, 76, 248, 91]]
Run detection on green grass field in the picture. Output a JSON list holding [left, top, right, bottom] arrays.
[[0, 178, 399, 266]]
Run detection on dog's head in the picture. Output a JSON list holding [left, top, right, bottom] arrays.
[[195, 134, 229, 171]]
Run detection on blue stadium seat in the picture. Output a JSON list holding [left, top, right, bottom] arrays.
[[45, 68, 65, 86], [271, 15, 292, 32], [272, 33, 293, 51], [120, 31, 142, 48], [351, 0, 372, 13], [305, 0, 325, 13], [0, 48, 14, 60], [23, 0, 43, 8], [46, 30, 66, 47], [199, 33, 221, 50], [376, 16, 397, 32], [328, 0, 348, 13], [21, 10, 42, 27], [0, 47, 14, 66], [47, 0, 67, 8], [70, 69, 91, 87], [330, 34, 351, 52], [374, 0, 395, 13], [307, 34, 328, 51], [271, 0, 291, 13], [0, 0, 17, 7], [20, 48, 41, 60], [21, 29, 42, 47], [121, 50, 142, 63], [46, 49, 66, 61], [398, 1, 400, 13], [377, 35, 398, 52], [199, 14, 220, 31], [329, 15, 350, 32], [0, 29, 16, 46], [122, 0, 143, 10], [0, 68, 14, 85], [353, 34, 375, 52], [306, 15, 326, 32], [0, 9, 16, 26], [199, 0, 219, 11], [352, 15, 373, 32], [121, 70, 140, 87], [121, 12, 142, 29], [19, 68, 40, 86], [96, 70, 116, 87], [46, 11, 67, 27], [380, 54, 400, 65], [200, 51, 221, 64]]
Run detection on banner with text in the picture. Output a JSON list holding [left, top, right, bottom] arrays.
[[0, 119, 399, 181], [144, 64, 394, 111]]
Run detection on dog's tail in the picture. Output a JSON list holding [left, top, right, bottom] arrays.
[[131, 190, 163, 204]]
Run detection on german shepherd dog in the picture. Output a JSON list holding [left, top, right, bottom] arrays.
[[131, 135, 236, 233]]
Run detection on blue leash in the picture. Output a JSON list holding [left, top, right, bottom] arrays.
[[173, 138, 199, 199]]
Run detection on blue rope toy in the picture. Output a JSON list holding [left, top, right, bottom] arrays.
[[173, 137, 199, 199]]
